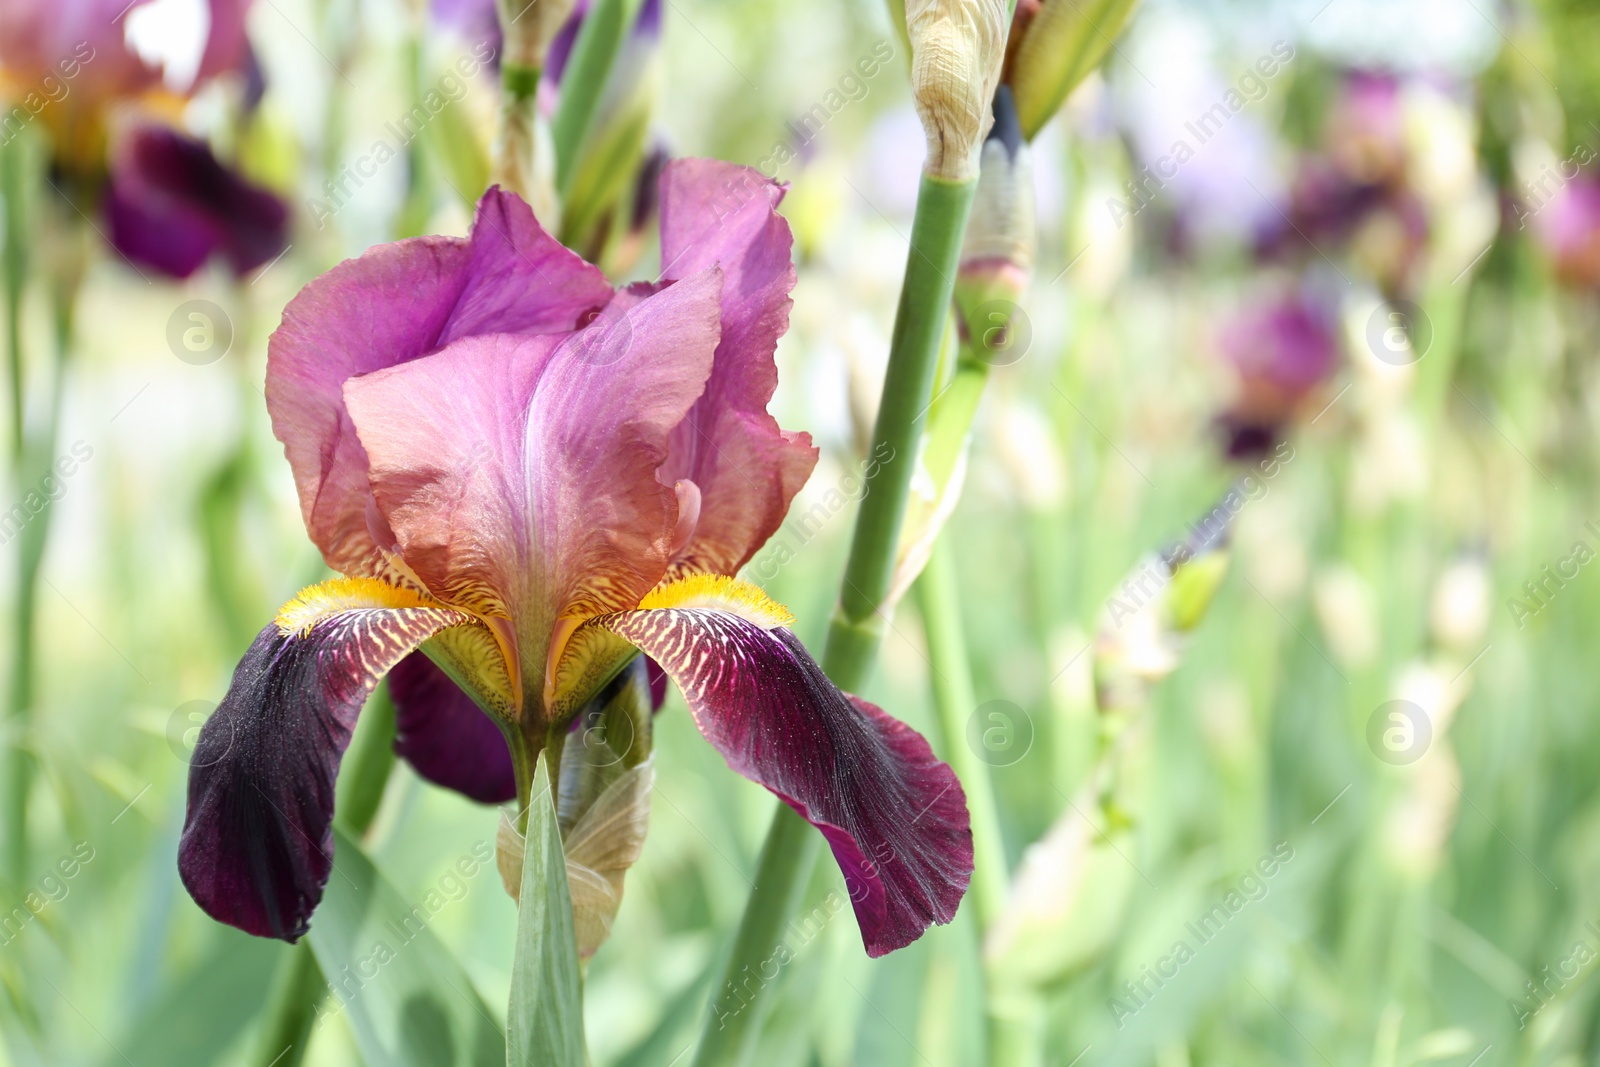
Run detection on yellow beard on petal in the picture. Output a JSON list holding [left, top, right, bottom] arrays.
[[636, 574, 795, 631], [275, 576, 447, 637]]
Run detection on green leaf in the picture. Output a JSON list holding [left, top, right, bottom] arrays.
[[1013, 0, 1141, 139], [307, 827, 504, 1067], [507, 751, 585, 1067], [551, 0, 636, 193], [98, 928, 278, 1067]]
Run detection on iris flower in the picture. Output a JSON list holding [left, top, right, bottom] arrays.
[[178, 159, 972, 958]]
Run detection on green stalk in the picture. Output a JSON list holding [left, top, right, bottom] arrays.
[[6, 241, 74, 890], [691, 172, 978, 1067], [823, 175, 978, 687], [915, 542, 1029, 1066], [2, 136, 24, 463], [914, 545, 1005, 929], [690, 808, 821, 1065], [1, 134, 29, 888], [253, 945, 325, 1067], [250, 685, 399, 1067]]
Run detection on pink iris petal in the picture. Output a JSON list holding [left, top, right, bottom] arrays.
[[601, 608, 973, 957], [342, 269, 723, 673], [266, 188, 612, 579], [390, 652, 516, 804], [654, 159, 819, 576], [179, 605, 474, 941]]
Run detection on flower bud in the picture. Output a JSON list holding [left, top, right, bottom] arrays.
[[1094, 508, 1232, 712], [905, 0, 1009, 181], [1005, 0, 1139, 141], [496, 656, 655, 960], [984, 794, 1135, 984], [1325, 72, 1406, 187], [1430, 555, 1490, 653], [954, 86, 1035, 329], [1311, 564, 1378, 669]]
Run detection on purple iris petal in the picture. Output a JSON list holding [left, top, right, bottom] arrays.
[[179, 603, 470, 940], [1215, 289, 1340, 458], [601, 608, 973, 957], [645, 655, 667, 711], [545, 0, 592, 84], [390, 652, 516, 804], [1533, 177, 1600, 288], [1220, 293, 1339, 394], [105, 124, 289, 280]]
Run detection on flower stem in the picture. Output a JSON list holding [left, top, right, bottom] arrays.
[[691, 172, 977, 1067], [1, 134, 29, 890], [688, 802, 821, 1066], [914, 544, 1005, 928], [5, 222, 74, 892], [3, 134, 25, 464], [915, 541, 1030, 1066], [824, 174, 977, 685]]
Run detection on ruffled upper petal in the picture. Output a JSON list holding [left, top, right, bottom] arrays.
[[655, 159, 818, 576], [178, 579, 486, 940], [595, 576, 972, 956], [266, 188, 612, 579], [343, 268, 723, 706]]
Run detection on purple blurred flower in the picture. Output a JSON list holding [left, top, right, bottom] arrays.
[[1532, 177, 1600, 289], [1216, 288, 1341, 457], [0, 0, 249, 101], [105, 124, 289, 279], [1258, 71, 1430, 298]]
